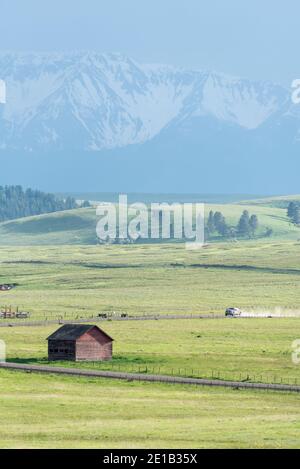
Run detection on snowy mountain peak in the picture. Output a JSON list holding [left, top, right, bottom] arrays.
[[0, 52, 296, 151]]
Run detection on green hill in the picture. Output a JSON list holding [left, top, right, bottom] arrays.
[[205, 203, 299, 240], [238, 194, 300, 209], [0, 200, 299, 245], [0, 207, 97, 245]]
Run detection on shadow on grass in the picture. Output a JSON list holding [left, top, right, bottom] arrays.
[[7, 354, 169, 370], [7, 357, 48, 364], [188, 263, 300, 275]]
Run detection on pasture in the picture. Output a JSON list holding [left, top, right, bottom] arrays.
[[0, 369, 300, 449], [0, 317, 299, 384], [1, 241, 300, 319], [1, 228, 300, 448]]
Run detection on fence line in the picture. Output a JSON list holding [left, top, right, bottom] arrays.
[[0, 362, 299, 393], [0, 313, 226, 327], [1, 312, 289, 328], [66, 361, 299, 387]]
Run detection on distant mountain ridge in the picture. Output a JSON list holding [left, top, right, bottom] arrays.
[[0, 51, 297, 151], [1, 52, 300, 194]]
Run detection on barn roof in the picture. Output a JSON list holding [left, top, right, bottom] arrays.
[[47, 324, 114, 342]]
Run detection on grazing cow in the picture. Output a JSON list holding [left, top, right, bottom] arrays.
[[98, 313, 108, 319]]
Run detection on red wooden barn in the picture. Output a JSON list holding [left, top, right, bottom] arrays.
[[47, 324, 114, 361]]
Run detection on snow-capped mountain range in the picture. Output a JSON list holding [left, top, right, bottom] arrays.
[[0, 51, 298, 151], [1, 51, 300, 194]]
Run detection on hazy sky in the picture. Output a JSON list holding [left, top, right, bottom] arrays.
[[1, 0, 299, 84]]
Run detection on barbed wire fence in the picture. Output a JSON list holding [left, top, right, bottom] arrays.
[[46, 359, 298, 387]]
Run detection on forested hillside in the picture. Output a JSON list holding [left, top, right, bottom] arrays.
[[0, 185, 78, 222]]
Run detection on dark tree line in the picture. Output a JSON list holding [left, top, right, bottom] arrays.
[[207, 210, 259, 238], [0, 185, 79, 222], [287, 202, 300, 225]]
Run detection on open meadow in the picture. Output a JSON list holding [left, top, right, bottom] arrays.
[[1, 240, 300, 318], [1, 198, 300, 448], [0, 317, 299, 384], [1, 370, 300, 449]]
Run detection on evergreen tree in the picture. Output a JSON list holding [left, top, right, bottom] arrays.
[[238, 210, 250, 236], [293, 207, 300, 225], [213, 211, 229, 236], [65, 196, 77, 210], [81, 200, 91, 208], [265, 228, 273, 237], [207, 210, 215, 234], [249, 214, 259, 236], [213, 212, 223, 232], [0, 185, 79, 222], [218, 216, 229, 236], [287, 202, 298, 219]]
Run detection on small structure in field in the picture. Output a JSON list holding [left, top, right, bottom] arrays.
[[0, 306, 30, 319], [0, 284, 17, 292], [47, 324, 114, 361]]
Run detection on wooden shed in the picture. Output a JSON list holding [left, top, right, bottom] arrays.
[[47, 324, 114, 362]]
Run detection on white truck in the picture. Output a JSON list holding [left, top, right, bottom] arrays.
[[225, 307, 242, 317]]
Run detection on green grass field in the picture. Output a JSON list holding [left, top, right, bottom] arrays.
[[1, 195, 300, 449], [0, 369, 299, 449], [238, 193, 300, 209], [1, 240, 300, 319], [0, 317, 299, 384]]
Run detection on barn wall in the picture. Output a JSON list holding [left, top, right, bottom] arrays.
[[48, 340, 76, 361], [79, 327, 112, 345], [75, 341, 112, 361]]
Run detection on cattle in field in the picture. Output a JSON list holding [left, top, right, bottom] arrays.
[[98, 313, 108, 318], [16, 312, 31, 319]]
